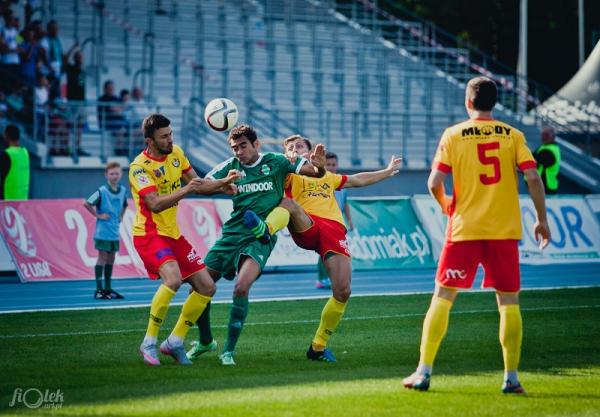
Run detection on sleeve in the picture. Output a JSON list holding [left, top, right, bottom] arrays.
[[85, 189, 101, 206], [206, 158, 232, 180], [432, 129, 452, 173], [129, 165, 157, 197], [332, 173, 348, 190], [179, 147, 192, 173], [515, 133, 537, 171]]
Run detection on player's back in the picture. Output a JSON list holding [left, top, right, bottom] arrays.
[[434, 118, 536, 241]]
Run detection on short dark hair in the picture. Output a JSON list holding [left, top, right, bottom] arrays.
[[325, 152, 337, 160], [283, 134, 312, 150], [229, 124, 258, 143], [103, 80, 114, 90], [4, 124, 20, 142], [142, 114, 171, 138], [466, 76, 497, 111]]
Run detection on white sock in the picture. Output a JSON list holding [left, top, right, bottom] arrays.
[[167, 334, 184, 347], [505, 370, 519, 384], [143, 336, 157, 346], [417, 363, 433, 376]]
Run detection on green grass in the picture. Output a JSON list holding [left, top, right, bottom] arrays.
[[1, 288, 600, 416]]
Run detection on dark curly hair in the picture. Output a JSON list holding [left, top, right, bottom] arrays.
[[228, 124, 258, 143]]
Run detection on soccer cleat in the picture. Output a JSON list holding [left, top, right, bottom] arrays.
[[402, 372, 431, 391], [219, 351, 236, 366], [315, 279, 331, 290], [186, 339, 218, 360], [306, 345, 337, 363], [502, 380, 526, 394], [160, 339, 192, 365], [139, 342, 161, 366], [105, 290, 124, 299], [94, 289, 110, 299], [243, 210, 271, 244]]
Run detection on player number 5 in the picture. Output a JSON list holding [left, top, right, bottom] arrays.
[[477, 142, 501, 185]]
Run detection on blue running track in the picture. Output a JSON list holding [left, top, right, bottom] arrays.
[[0, 263, 599, 313]]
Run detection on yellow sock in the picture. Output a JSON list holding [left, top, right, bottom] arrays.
[[146, 284, 176, 338], [419, 296, 453, 366], [171, 292, 212, 339], [499, 304, 522, 372], [312, 297, 347, 349], [265, 207, 290, 235]]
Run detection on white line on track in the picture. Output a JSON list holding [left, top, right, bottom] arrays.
[[0, 303, 598, 339]]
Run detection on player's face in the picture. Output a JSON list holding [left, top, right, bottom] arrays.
[[286, 138, 310, 158], [230, 136, 259, 165], [105, 167, 122, 185], [150, 126, 173, 155], [325, 157, 338, 173]]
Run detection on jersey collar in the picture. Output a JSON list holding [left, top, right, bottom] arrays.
[[242, 153, 264, 168], [143, 148, 168, 162]]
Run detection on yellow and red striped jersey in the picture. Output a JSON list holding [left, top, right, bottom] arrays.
[[129, 144, 191, 238], [284, 171, 348, 226], [433, 118, 536, 241]]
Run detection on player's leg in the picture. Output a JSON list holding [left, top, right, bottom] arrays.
[[94, 249, 108, 299], [243, 198, 310, 242], [104, 249, 124, 299], [482, 240, 525, 394], [187, 267, 221, 360], [160, 266, 215, 365], [403, 240, 479, 391], [219, 256, 261, 365], [307, 252, 351, 362]]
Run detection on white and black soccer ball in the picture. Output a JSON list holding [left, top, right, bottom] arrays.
[[204, 98, 239, 132]]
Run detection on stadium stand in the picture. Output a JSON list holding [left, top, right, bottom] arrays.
[[2, 0, 599, 193]]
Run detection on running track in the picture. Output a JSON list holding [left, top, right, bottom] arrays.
[[0, 263, 599, 314]]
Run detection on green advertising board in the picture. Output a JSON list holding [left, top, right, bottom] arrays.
[[348, 197, 436, 270]]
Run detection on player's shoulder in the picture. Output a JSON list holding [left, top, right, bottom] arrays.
[[206, 157, 236, 178], [171, 144, 185, 156]]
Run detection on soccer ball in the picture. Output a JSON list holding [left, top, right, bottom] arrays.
[[204, 98, 239, 132]]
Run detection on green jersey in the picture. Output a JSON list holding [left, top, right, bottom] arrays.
[[207, 152, 306, 235]]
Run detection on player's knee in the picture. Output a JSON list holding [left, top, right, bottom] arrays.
[[233, 282, 250, 297], [334, 286, 351, 302]]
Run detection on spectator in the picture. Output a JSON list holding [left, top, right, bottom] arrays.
[[18, 26, 40, 87], [33, 73, 48, 140], [0, 14, 21, 92], [0, 123, 30, 200], [533, 127, 561, 195], [65, 48, 85, 101], [129, 86, 152, 152], [40, 20, 63, 100], [97, 80, 120, 131]]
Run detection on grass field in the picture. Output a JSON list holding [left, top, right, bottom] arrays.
[[1, 287, 600, 416]]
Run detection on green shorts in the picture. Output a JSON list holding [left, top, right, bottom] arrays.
[[94, 239, 120, 252], [204, 233, 277, 280]]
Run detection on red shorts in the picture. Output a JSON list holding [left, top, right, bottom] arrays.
[[290, 214, 350, 260], [133, 234, 205, 280], [435, 239, 520, 292]]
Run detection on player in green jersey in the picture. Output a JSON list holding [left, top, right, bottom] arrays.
[[187, 124, 326, 365]]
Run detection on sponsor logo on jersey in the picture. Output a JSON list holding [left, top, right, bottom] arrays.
[[153, 166, 165, 178], [259, 164, 272, 176], [237, 181, 274, 193], [132, 168, 145, 176], [172, 158, 180, 167], [136, 175, 150, 186], [461, 125, 511, 137], [445, 269, 467, 280]]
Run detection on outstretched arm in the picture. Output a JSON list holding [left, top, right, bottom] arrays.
[[183, 167, 240, 196], [344, 155, 402, 188]]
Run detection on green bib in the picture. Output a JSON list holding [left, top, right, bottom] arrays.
[[4, 146, 30, 200]]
